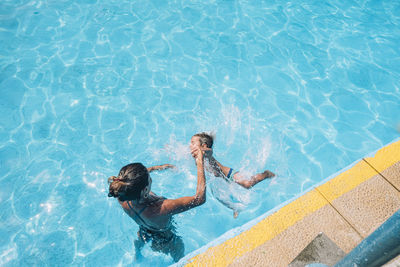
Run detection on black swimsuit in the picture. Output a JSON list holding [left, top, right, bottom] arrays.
[[127, 200, 184, 262], [127, 201, 177, 245]]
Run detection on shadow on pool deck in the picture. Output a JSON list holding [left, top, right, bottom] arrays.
[[178, 138, 400, 267]]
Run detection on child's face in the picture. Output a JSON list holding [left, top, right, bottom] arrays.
[[190, 136, 202, 152]]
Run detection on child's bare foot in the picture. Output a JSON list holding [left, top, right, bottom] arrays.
[[235, 170, 276, 189], [233, 211, 239, 218], [262, 170, 275, 178]]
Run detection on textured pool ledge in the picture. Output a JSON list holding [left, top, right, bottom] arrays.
[[175, 138, 400, 266]]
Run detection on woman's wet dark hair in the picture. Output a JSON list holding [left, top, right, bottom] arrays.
[[194, 132, 214, 148], [108, 163, 149, 201]]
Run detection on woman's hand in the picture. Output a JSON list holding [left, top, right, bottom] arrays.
[[147, 164, 175, 172], [192, 147, 210, 165], [161, 163, 175, 170], [191, 146, 212, 158]]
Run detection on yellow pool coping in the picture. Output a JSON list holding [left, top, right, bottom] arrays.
[[178, 138, 400, 266]]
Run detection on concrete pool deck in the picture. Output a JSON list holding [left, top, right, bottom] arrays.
[[182, 138, 400, 266]]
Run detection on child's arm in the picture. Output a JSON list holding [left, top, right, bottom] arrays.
[[207, 156, 231, 177], [147, 164, 175, 172]]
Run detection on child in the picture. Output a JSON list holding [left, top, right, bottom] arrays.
[[107, 145, 207, 262], [190, 132, 275, 218]]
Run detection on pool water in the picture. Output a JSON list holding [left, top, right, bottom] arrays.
[[1, 0, 400, 266]]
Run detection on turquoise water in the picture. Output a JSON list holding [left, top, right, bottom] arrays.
[[1, 0, 400, 266]]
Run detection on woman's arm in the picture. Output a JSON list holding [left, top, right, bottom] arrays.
[[158, 148, 206, 216], [147, 164, 175, 172]]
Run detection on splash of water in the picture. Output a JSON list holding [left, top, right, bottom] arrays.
[[164, 134, 191, 162]]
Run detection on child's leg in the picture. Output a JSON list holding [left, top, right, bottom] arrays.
[[210, 157, 275, 188], [233, 170, 275, 189]]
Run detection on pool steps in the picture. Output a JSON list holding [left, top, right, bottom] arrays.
[[176, 138, 400, 266]]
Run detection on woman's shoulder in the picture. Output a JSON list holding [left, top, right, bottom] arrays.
[[119, 199, 129, 209]]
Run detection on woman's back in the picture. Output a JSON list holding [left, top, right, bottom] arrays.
[[120, 193, 172, 232]]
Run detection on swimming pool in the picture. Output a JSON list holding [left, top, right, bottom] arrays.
[[1, 0, 399, 265]]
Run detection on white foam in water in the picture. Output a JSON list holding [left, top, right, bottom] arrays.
[[164, 136, 195, 178], [208, 174, 252, 213], [164, 134, 192, 163], [239, 135, 272, 173], [221, 104, 243, 146]]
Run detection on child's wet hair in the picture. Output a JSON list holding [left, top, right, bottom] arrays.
[[108, 163, 149, 201], [194, 132, 215, 148]]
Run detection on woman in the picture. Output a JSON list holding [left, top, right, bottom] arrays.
[[107, 146, 206, 262]]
